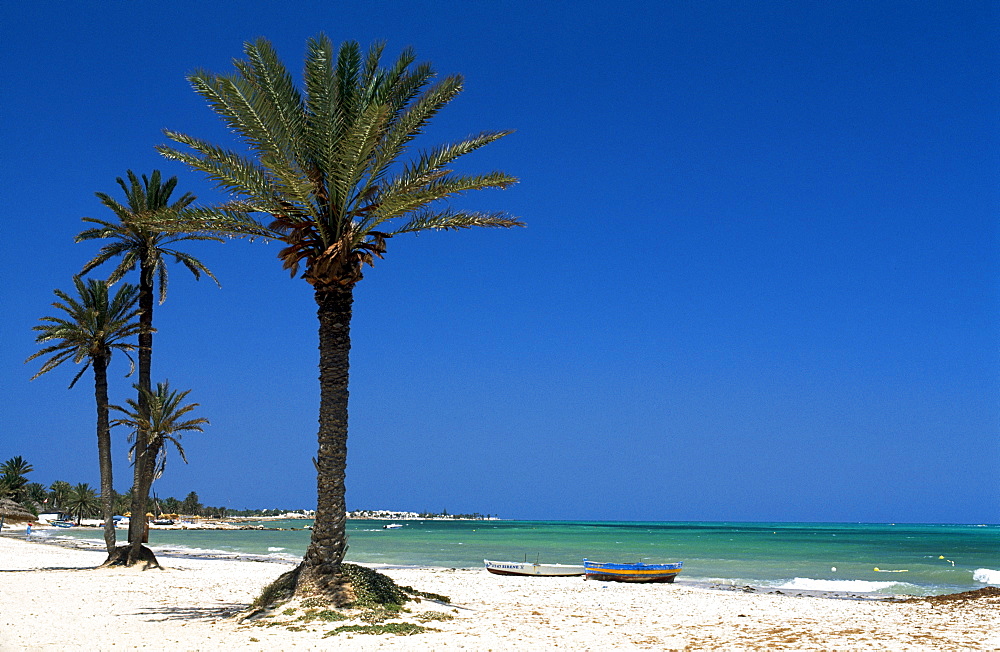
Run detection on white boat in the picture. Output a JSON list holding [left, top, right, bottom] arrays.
[[383, 523, 403, 529], [484, 559, 586, 577]]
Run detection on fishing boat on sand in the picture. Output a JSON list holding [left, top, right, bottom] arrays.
[[583, 560, 683, 583], [485, 559, 586, 577]]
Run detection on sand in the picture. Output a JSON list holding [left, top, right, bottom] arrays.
[[1, 536, 997, 650]]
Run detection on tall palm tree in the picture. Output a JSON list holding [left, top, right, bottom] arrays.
[[158, 35, 520, 599], [76, 171, 221, 563], [111, 381, 208, 493], [65, 483, 100, 525], [26, 278, 142, 553], [49, 480, 72, 512]]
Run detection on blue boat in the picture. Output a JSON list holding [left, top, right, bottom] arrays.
[[583, 560, 683, 583]]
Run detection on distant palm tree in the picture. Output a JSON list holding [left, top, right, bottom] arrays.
[[65, 483, 100, 524], [23, 483, 48, 508], [0, 456, 34, 501], [160, 496, 182, 516], [113, 488, 133, 517], [77, 170, 220, 564], [111, 381, 209, 487], [26, 278, 142, 553], [49, 480, 72, 512], [158, 34, 520, 600]]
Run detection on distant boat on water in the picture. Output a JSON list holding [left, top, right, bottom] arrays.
[[583, 560, 683, 583], [383, 523, 403, 529], [485, 559, 586, 577]]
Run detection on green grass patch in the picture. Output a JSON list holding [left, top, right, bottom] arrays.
[[416, 611, 455, 623], [298, 609, 347, 623], [324, 623, 437, 637], [341, 564, 409, 608]]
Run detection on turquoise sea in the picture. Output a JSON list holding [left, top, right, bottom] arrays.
[[40, 520, 999, 597]]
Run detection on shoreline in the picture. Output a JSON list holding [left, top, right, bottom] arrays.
[[13, 518, 1000, 603], [1, 536, 997, 650], [4, 530, 987, 603]]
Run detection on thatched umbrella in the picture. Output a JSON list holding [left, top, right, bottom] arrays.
[[0, 497, 35, 531]]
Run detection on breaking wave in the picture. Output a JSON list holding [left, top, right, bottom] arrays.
[[973, 569, 1000, 585], [777, 578, 905, 593]]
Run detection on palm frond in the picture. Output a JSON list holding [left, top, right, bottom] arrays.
[[364, 171, 519, 233], [388, 208, 525, 236], [158, 132, 279, 202]]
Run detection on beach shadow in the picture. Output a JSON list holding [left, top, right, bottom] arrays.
[[136, 604, 248, 621], [0, 566, 98, 572]]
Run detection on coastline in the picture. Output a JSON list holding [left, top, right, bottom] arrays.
[[6, 530, 900, 601], [2, 536, 997, 649]]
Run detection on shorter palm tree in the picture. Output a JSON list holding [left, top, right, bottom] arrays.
[[111, 381, 208, 544], [65, 483, 100, 524], [26, 277, 142, 553]]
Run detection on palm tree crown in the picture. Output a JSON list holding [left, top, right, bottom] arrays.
[[0, 456, 33, 501], [49, 480, 72, 511], [65, 483, 100, 524], [76, 170, 220, 302], [157, 34, 521, 290], [111, 381, 209, 482], [27, 278, 142, 386]]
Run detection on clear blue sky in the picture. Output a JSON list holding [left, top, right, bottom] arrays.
[[2, 1, 996, 523]]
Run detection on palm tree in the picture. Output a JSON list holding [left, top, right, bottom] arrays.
[[76, 171, 220, 563], [113, 488, 133, 517], [65, 483, 100, 525], [111, 381, 208, 495], [158, 35, 520, 599], [0, 456, 33, 501], [49, 480, 72, 512], [23, 483, 48, 509], [26, 278, 142, 553]]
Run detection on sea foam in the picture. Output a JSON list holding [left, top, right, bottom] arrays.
[[973, 569, 1000, 585], [777, 578, 903, 593]]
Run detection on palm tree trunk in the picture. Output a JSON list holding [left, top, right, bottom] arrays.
[[296, 284, 353, 596], [128, 258, 155, 564], [92, 354, 116, 554]]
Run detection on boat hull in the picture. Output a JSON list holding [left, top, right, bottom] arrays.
[[583, 560, 683, 583], [484, 560, 586, 577]]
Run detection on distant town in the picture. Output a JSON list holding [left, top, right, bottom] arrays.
[[247, 509, 499, 521], [347, 509, 499, 521]]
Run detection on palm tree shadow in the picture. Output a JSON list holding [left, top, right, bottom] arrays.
[[0, 566, 99, 572], [135, 604, 246, 621]]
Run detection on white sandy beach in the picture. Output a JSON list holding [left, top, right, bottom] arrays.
[[1, 536, 997, 650]]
